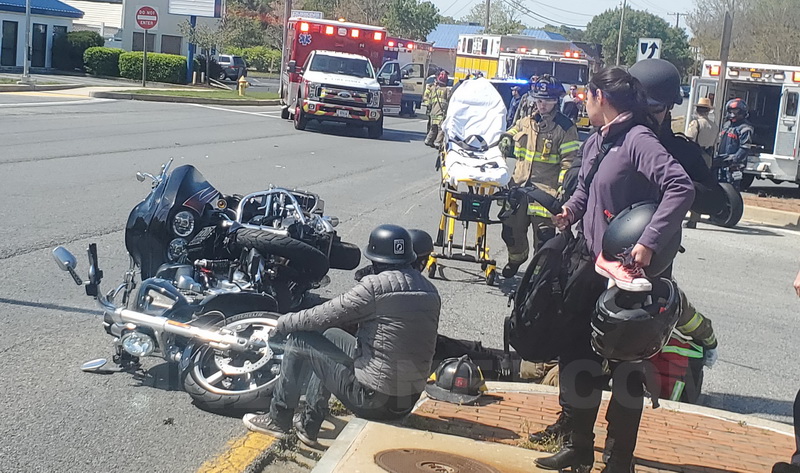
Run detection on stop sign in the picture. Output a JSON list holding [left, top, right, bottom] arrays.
[[136, 6, 158, 30]]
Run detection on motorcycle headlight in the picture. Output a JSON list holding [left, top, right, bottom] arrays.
[[121, 331, 155, 357], [168, 238, 188, 262], [172, 211, 195, 237]]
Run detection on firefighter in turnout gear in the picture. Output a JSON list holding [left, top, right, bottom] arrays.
[[424, 71, 450, 148], [499, 75, 580, 278]]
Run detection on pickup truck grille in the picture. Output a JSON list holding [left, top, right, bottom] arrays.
[[319, 86, 372, 106]]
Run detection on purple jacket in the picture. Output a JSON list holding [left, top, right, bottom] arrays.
[[565, 122, 695, 259]]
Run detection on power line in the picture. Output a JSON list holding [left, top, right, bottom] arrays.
[[441, 0, 462, 15], [451, 0, 479, 19], [499, 0, 587, 28], [523, 0, 596, 19]]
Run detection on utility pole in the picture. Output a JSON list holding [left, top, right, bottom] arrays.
[[278, 0, 292, 98], [484, 0, 491, 33], [714, 4, 734, 127], [18, 0, 32, 84], [670, 12, 684, 29], [615, 0, 627, 66]]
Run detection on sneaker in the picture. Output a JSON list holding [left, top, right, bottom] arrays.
[[502, 261, 522, 278], [242, 413, 290, 438], [595, 253, 652, 292], [293, 414, 324, 450]]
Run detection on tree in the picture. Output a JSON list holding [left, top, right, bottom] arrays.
[[584, 6, 692, 76], [383, 0, 439, 41], [179, 20, 226, 81], [461, 1, 525, 35], [543, 24, 586, 42], [688, 0, 800, 65]]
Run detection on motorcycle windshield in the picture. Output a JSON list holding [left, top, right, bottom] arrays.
[[125, 165, 221, 278]]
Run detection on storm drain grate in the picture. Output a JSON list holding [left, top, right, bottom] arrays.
[[375, 448, 501, 473]]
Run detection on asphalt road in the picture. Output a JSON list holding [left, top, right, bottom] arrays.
[[0, 91, 798, 472]]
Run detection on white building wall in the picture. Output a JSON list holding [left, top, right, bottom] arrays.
[[121, 0, 217, 56], [0, 12, 74, 68]]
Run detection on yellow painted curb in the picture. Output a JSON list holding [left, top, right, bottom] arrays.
[[196, 432, 276, 473]]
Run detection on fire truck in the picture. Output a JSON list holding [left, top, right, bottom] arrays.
[[280, 17, 387, 138], [686, 60, 800, 188], [455, 33, 592, 127]]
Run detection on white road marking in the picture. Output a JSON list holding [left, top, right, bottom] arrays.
[[0, 98, 112, 108], [188, 103, 283, 118]]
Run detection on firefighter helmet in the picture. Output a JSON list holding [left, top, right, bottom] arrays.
[[425, 355, 487, 405], [725, 98, 748, 121], [531, 75, 565, 100], [591, 277, 682, 362], [436, 70, 449, 85]]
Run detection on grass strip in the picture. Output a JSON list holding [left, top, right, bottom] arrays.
[[128, 88, 279, 100]]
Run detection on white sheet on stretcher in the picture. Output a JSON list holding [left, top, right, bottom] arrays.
[[444, 145, 510, 188]]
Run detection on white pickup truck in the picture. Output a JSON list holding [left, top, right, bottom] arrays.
[[286, 50, 383, 139]]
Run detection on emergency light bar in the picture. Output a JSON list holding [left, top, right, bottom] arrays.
[[350, 29, 360, 38], [407, 43, 415, 50], [387, 40, 395, 47], [325, 25, 334, 35], [374, 32, 383, 41], [300, 22, 310, 32], [794, 71, 800, 82], [519, 47, 527, 53], [709, 65, 721, 76]]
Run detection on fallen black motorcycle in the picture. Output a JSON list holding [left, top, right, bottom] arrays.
[[53, 159, 360, 411]]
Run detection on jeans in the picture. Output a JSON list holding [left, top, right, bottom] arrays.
[[793, 388, 800, 464], [270, 328, 420, 436]]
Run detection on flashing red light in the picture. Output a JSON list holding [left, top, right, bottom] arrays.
[[519, 47, 527, 53], [374, 31, 384, 41], [577, 93, 585, 100], [794, 71, 800, 82], [325, 25, 334, 35], [388, 40, 395, 47], [407, 42, 415, 50], [350, 28, 360, 38], [300, 22, 309, 32], [710, 65, 721, 76]]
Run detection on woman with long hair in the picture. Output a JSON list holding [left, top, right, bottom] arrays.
[[533, 66, 695, 473]]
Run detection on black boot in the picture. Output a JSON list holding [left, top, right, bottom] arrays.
[[502, 261, 522, 278], [534, 446, 593, 472], [529, 412, 569, 444], [600, 454, 634, 473]]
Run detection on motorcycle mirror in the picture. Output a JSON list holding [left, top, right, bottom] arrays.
[[136, 172, 146, 182], [81, 358, 109, 372], [53, 246, 77, 271]]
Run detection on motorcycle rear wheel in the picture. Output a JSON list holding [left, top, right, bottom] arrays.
[[183, 312, 281, 412], [709, 183, 744, 228]]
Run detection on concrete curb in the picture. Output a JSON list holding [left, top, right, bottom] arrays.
[[743, 204, 800, 228], [0, 83, 86, 92], [311, 418, 368, 473], [90, 90, 281, 106], [483, 381, 794, 436]]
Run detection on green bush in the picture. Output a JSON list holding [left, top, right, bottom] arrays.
[[241, 47, 281, 72], [84, 47, 124, 76], [52, 30, 103, 71], [119, 52, 187, 84]]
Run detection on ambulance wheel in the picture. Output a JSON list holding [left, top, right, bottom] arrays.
[[427, 262, 437, 279], [486, 269, 497, 286], [294, 105, 307, 131], [280, 107, 289, 120]]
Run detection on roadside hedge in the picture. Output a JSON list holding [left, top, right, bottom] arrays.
[[52, 31, 103, 71], [119, 52, 187, 84], [226, 46, 281, 72], [84, 47, 124, 77]]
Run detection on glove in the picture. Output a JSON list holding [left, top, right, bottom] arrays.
[[703, 348, 718, 369], [275, 315, 289, 336], [499, 136, 513, 157]]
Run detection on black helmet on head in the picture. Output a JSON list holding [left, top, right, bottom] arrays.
[[601, 202, 682, 277], [628, 59, 683, 107], [408, 229, 434, 258], [725, 98, 748, 121], [591, 277, 682, 361], [425, 355, 487, 405], [363, 224, 416, 265], [531, 75, 565, 100]]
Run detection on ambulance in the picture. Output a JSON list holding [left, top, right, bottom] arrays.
[[377, 38, 439, 115], [686, 60, 800, 188], [280, 17, 387, 138]]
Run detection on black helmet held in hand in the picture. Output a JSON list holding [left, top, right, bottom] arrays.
[[591, 277, 682, 362], [628, 59, 683, 107], [425, 355, 487, 405], [602, 202, 682, 277], [363, 224, 416, 265]]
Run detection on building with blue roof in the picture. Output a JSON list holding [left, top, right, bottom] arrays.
[[1, 0, 83, 68]]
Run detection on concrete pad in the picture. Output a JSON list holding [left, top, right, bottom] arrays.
[[316, 419, 549, 473]]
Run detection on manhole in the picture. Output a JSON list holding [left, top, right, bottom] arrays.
[[375, 449, 501, 473]]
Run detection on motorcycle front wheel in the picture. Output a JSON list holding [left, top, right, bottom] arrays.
[[709, 183, 744, 228], [183, 312, 281, 412]]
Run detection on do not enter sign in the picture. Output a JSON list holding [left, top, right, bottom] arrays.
[[136, 6, 158, 30]]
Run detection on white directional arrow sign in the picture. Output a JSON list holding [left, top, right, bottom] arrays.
[[637, 38, 662, 62]]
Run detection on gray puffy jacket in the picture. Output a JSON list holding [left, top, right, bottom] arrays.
[[278, 268, 441, 397]]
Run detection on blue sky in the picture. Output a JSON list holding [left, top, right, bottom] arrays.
[[430, 0, 697, 34]]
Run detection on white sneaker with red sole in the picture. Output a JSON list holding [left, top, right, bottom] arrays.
[[595, 253, 652, 292]]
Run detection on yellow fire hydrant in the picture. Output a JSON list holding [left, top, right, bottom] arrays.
[[237, 75, 248, 96]]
